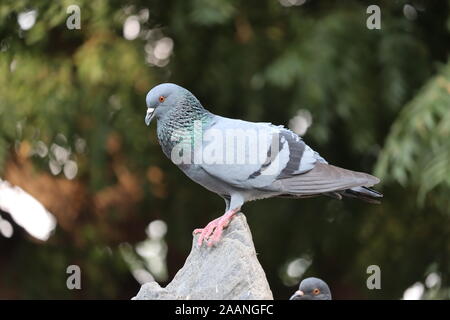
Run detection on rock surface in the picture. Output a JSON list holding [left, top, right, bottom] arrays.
[[133, 213, 273, 300]]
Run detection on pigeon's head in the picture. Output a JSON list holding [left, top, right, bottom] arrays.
[[145, 83, 194, 126], [290, 277, 332, 300]]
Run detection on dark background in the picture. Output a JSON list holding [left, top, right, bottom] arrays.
[[0, 0, 449, 299]]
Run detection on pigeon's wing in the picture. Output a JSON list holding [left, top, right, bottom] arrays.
[[199, 117, 291, 189], [199, 117, 379, 195], [264, 128, 380, 195]]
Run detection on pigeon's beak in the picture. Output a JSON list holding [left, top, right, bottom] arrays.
[[289, 290, 305, 300], [145, 107, 155, 126]]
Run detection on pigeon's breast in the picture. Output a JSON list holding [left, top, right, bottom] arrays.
[[180, 164, 239, 196]]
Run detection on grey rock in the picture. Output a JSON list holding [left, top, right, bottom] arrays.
[[132, 213, 273, 300]]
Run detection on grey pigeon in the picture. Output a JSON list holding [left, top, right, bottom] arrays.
[[290, 277, 332, 300], [145, 83, 382, 246]]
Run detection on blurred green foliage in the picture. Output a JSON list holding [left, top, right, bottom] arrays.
[[376, 63, 450, 205], [0, 0, 449, 299]]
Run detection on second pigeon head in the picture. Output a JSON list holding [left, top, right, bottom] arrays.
[[290, 277, 332, 300]]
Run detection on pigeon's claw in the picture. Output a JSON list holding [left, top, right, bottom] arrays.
[[193, 208, 240, 247], [193, 217, 220, 246]]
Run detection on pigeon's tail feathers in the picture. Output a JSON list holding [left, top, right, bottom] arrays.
[[340, 186, 383, 204], [276, 163, 381, 200]]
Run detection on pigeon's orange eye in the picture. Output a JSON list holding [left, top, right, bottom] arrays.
[[159, 96, 165, 103], [313, 289, 320, 295]]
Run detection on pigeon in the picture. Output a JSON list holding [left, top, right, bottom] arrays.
[[290, 277, 332, 300], [145, 83, 382, 246]]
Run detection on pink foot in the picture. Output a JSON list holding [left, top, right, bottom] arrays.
[[193, 208, 240, 247]]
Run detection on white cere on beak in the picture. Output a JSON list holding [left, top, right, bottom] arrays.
[[145, 107, 155, 126]]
